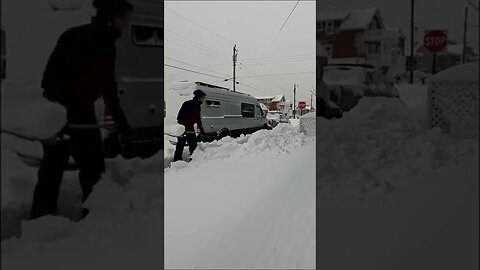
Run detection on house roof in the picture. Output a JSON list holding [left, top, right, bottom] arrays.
[[317, 8, 384, 31], [256, 95, 285, 102], [339, 8, 383, 31]]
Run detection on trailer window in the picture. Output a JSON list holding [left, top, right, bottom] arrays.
[[132, 25, 163, 47], [206, 100, 221, 107], [241, 103, 255, 118]]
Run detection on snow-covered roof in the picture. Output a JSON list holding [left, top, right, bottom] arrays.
[[339, 8, 383, 31], [259, 103, 268, 111], [447, 44, 464, 55], [257, 95, 285, 102], [429, 62, 479, 83], [317, 10, 349, 22]]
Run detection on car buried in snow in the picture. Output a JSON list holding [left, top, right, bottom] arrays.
[[266, 111, 290, 127], [322, 64, 399, 111], [165, 81, 271, 144]]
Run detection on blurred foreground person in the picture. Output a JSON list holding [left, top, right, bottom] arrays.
[[31, 0, 133, 219]]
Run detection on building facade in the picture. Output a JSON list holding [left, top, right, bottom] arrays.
[[317, 8, 405, 79]]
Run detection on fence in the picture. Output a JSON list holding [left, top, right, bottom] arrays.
[[428, 81, 479, 138], [299, 113, 316, 136]]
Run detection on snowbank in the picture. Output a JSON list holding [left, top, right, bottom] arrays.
[[317, 97, 476, 199], [165, 124, 315, 268], [2, 124, 315, 269], [429, 61, 479, 83], [1, 84, 67, 140]]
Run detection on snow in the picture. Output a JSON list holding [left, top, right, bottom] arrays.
[[256, 94, 284, 102], [1, 83, 67, 140], [1, 79, 477, 269], [165, 124, 315, 268], [317, 96, 478, 269], [2, 123, 315, 269], [339, 8, 382, 31], [429, 61, 479, 83]]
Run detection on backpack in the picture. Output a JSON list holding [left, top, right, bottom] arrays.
[[41, 28, 80, 103]]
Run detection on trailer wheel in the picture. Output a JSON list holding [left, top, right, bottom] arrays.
[[217, 129, 230, 140]]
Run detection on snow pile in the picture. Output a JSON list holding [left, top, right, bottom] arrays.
[[1, 150, 37, 211], [1, 84, 67, 140], [165, 125, 315, 268], [317, 97, 475, 200], [2, 125, 314, 269], [429, 61, 479, 83]]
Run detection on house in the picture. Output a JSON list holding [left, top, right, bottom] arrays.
[[256, 95, 293, 118], [257, 95, 286, 111], [415, 40, 478, 74], [317, 8, 406, 78]]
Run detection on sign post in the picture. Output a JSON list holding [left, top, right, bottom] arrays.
[[424, 30, 448, 74], [298, 101, 306, 116]]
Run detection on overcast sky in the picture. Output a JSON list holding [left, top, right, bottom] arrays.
[[164, 0, 316, 103]]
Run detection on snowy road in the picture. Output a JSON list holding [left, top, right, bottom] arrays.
[[164, 125, 315, 268]]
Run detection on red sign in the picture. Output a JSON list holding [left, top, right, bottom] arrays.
[[298, 101, 306, 110], [424, 30, 448, 53]]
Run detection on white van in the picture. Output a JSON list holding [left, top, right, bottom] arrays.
[[96, 0, 163, 158], [165, 81, 270, 142], [2, 0, 163, 159]]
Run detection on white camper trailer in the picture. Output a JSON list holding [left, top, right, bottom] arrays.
[[165, 82, 270, 142], [1, 0, 163, 158]]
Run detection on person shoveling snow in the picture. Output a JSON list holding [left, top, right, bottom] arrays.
[[173, 90, 207, 162], [27, 0, 134, 220]]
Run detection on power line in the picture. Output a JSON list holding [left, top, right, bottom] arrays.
[[252, 0, 301, 71], [236, 82, 273, 96], [164, 57, 229, 77], [164, 64, 227, 80], [165, 6, 235, 46], [237, 71, 315, 78], [165, 3, 313, 96], [165, 29, 229, 59], [164, 38, 225, 62]]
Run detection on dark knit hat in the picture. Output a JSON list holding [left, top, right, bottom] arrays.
[[93, 0, 134, 21], [193, 90, 207, 98]]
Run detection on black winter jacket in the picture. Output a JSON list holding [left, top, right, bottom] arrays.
[[177, 99, 205, 133], [42, 17, 128, 130]]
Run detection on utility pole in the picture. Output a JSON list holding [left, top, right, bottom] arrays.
[[233, 44, 238, 92], [293, 84, 297, 118], [462, 5, 469, 63], [310, 93, 313, 111], [409, 0, 415, 84]]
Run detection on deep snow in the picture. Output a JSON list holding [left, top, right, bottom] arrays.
[[1, 83, 477, 269], [2, 124, 316, 269]]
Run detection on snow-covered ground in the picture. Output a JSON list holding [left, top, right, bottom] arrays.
[[316, 85, 478, 269], [2, 121, 315, 269], [1, 82, 477, 269]]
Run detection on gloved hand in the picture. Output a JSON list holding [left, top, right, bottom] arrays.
[[196, 133, 203, 142]]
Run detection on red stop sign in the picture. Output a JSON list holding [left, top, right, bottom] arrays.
[[424, 30, 448, 53], [298, 101, 306, 110]]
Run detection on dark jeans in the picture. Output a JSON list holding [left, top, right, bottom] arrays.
[[173, 133, 197, 162], [30, 128, 105, 219]]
